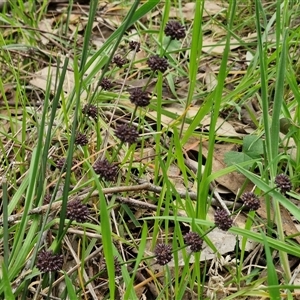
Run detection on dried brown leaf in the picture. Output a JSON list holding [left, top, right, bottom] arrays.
[[201, 115, 244, 137], [202, 36, 256, 55], [201, 141, 252, 195], [170, 1, 226, 21], [204, 64, 218, 92]]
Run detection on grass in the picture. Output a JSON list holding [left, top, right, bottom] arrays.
[[1, 0, 300, 299]]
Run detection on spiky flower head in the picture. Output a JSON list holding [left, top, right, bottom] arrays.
[[75, 133, 88, 146], [112, 55, 127, 68], [129, 87, 151, 107], [184, 232, 203, 252], [56, 157, 67, 171], [83, 104, 98, 120], [241, 192, 260, 211], [93, 159, 118, 182], [214, 208, 233, 231], [275, 174, 292, 194], [36, 250, 63, 273], [56, 157, 74, 172], [102, 256, 122, 277], [66, 199, 89, 223], [154, 243, 172, 266], [164, 21, 186, 40], [115, 124, 139, 144], [99, 78, 113, 90], [129, 41, 141, 52], [147, 55, 169, 73]]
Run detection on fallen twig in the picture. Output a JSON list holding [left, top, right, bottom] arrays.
[[0, 180, 239, 225]]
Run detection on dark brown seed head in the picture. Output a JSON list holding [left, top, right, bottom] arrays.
[[164, 21, 186, 40], [184, 232, 203, 252], [56, 157, 67, 171], [115, 124, 139, 144], [129, 41, 141, 52], [44, 194, 51, 204], [275, 174, 292, 194], [241, 192, 260, 211], [129, 87, 151, 107], [112, 55, 127, 68], [93, 159, 118, 182], [56, 157, 74, 172], [154, 243, 172, 266], [214, 208, 233, 231], [83, 104, 98, 120], [36, 250, 63, 273], [147, 55, 169, 73], [99, 78, 113, 90], [75, 133, 88, 146], [102, 256, 122, 277], [66, 199, 89, 223]]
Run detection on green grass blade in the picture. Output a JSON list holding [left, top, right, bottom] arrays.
[[1, 262, 15, 300], [64, 272, 77, 298], [255, 0, 272, 168], [124, 222, 148, 300], [2, 179, 9, 268], [179, 0, 203, 137], [270, 31, 287, 162], [197, 1, 236, 219], [261, 232, 280, 299], [79, 0, 98, 70]]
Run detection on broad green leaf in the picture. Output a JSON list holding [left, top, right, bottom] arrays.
[[243, 135, 264, 158]]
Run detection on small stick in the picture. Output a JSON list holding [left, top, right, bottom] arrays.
[[0, 180, 239, 225]]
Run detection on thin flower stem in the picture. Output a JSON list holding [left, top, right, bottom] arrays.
[[111, 141, 124, 162], [130, 104, 138, 123]]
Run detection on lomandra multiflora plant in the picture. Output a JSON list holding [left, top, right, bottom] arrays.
[[33, 19, 192, 298], [274, 173, 292, 194], [214, 208, 233, 231], [66, 199, 89, 223], [90, 20, 187, 175], [241, 192, 261, 211], [36, 250, 63, 273]]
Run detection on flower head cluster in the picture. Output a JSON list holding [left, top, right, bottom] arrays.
[[129, 41, 141, 52], [184, 232, 203, 252], [56, 157, 67, 171], [66, 199, 89, 223], [93, 159, 118, 182], [214, 208, 233, 231], [56, 157, 74, 172], [147, 55, 169, 73], [83, 104, 98, 120], [112, 55, 127, 68], [99, 78, 113, 90], [164, 21, 186, 40], [75, 133, 88, 146], [129, 88, 151, 107], [36, 250, 63, 273], [241, 192, 260, 211], [115, 124, 139, 144], [275, 174, 292, 194], [154, 243, 172, 266]]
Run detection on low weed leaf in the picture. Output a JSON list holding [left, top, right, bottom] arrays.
[[242, 135, 264, 158], [224, 151, 252, 168]]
